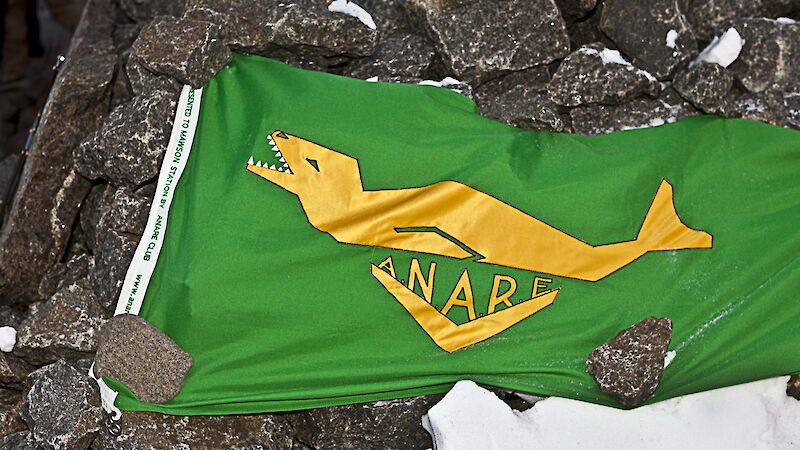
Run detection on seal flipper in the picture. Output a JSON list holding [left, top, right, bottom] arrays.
[[638, 179, 713, 251]]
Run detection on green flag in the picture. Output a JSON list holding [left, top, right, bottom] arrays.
[[105, 53, 800, 414]]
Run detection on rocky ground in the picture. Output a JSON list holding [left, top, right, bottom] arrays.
[[0, 0, 798, 448]]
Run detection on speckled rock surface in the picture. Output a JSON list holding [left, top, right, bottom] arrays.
[[131, 16, 232, 89], [14, 280, 109, 365], [21, 360, 101, 450], [0, 353, 34, 388], [788, 374, 800, 400], [343, 33, 437, 79], [674, 62, 734, 114], [475, 67, 566, 131], [548, 43, 661, 106], [570, 90, 698, 135], [402, 0, 570, 83], [94, 315, 193, 404], [686, 0, 800, 41], [586, 317, 673, 407], [600, 0, 696, 79], [728, 18, 800, 93]]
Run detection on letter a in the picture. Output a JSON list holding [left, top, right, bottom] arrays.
[[441, 269, 477, 321], [487, 274, 517, 314], [408, 259, 437, 303], [378, 256, 396, 279]]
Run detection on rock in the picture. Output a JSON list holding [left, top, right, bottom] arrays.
[[673, 62, 734, 114], [475, 67, 566, 131], [586, 317, 673, 407], [94, 315, 193, 404], [125, 57, 183, 97], [0, 305, 24, 329], [37, 253, 95, 301], [0, 389, 27, 437], [788, 374, 800, 400], [0, 153, 20, 208], [402, 0, 570, 83], [292, 395, 442, 449], [727, 90, 800, 129], [343, 33, 437, 79], [785, 92, 800, 129], [93, 411, 295, 449], [686, 0, 800, 41], [728, 18, 800, 94], [358, 0, 415, 32], [570, 88, 698, 135], [90, 188, 151, 308], [75, 88, 178, 188], [0, 0, 120, 306], [78, 184, 114, 254], [131, 16, 231, 89], [14, 280, 109, 365], [183, 0, 378, 61], [21, 360, 102, 450], [0, 353, 33, 388], [555, 0, 597, 19], [0, 431, 39, 449], [599, 0, 696, 79], [118, 0, 186, 23], [548, 43, 661, 106]]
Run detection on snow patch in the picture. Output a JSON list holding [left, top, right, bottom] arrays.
[[578, 47, 658, 82], [693, 27, 743, 68], [775, 17, 797, 24], [327, 0, 376, 30], [425, 378, 800, 450], [666, 29, 678, 49], [664, 350, 676, 367], [0, 326, 15, 352], [418, 77, 463, 88], [365, 76, 378, 82]]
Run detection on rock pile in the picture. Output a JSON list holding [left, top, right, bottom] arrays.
[[0, 0, 797, 447]]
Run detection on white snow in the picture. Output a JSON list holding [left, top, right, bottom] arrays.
[[425, 378, 800, 449], [666, 30, 678, 49], [775, 17, 797, 24], [664, 350, 676, 367], [693, 27, 743, 68], [0, 326, 15, 352], [327, 0, 376, 30], [418, 77, 463, 88], [578, 47, 658, 82]]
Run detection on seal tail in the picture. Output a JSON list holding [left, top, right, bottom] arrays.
[[637, 179, 712, 251]]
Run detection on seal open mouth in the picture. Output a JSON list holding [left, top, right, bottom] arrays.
[[245, 133, 293, 174]]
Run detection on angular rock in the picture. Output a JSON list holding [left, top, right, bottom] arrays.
[[549, 43, 660, 106], [586, 317, 673, 407], [571, 88, 698, 135], [0, 353, 33, 388], [600, 0, 696, 79], [14, 280, 109, 365], [292, 395, 442, 449], [183, 0, 378, 61], [788, 374, 800, 400], [21, 360, 102, 450], [686, 0, 800, 41], [727, 90, 800, 129], [118, 0, 186, 23], [728, 18, 800, 93], [343, 32, 437, 79], [402, 0, 570, 83], [90, 188, 151, 308], [125, 57, 183, 98], [93, 411, 295, 449], [673, 62, 734, 114], [0, 389, 27, 438], [0, 0, 120, 305], [75, 88, 178, 188], [556, 0, 597, 19], [78, 184, 114, 253], [131, 16, 231, 88], [37, 253, 95, 301], [475, 67, 566, 131], [0, 305, 24, 329], [94, 315, 193, 404], [358, 0, 415, 32], [0, 431, 39, 449]]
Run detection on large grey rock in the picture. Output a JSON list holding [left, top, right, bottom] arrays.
[[402, 0, 570, 83], [94, 315, 193, 404], [686, 0, 800, 41], [728, 90, 800, 129], [78, 184, 114, 254], [674, 62, 734, 114], [75, 88, 178, 188], [21, 360, 102, 450], [728, 18, 800, 94], [0, 353, 33, 388], [125, 57, 183, 97], [548, 43, 661, 106], [131, 16, 231, 88], [14, 280, 109, 365], [599, 0, 696, 79], [0, 389, 27, 437], [94, 411, 296, 449], [291, 395, 442, 449], [37, 253, 95, 301], [89, 188, 150, 308], [0, 431, 39, 449], [570, 88, 698, 135], [118, 0, 186, 23], [586, 317, 673, 407], [183, 0, 378, 62], [475, 67, 566, 132], [0, 0, 117, 305], [343, 33, 437, 79]]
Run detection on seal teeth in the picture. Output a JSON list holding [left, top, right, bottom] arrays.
[[248, 156, 254, 165], [256, 160, 263, 167]]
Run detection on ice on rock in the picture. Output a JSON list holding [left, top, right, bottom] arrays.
[[425, 377, 800, 450], [328, 0, 377, 30], [578, 47, 658, 81], [0, 326, 15, 352], [666, 29, 678, 49], [693, 27, 743, 68]]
